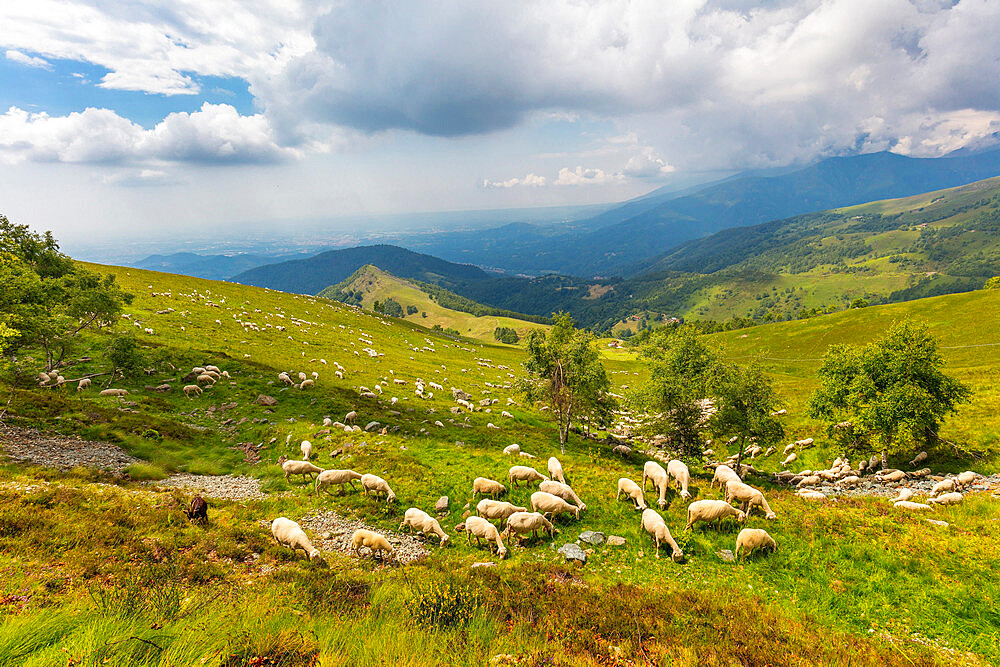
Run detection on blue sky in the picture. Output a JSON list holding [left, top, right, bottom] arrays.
[[1, 0, 998, 251]]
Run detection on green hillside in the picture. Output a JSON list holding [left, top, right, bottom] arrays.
[[2, 261, 999, 664]]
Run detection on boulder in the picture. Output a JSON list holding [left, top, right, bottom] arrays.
[[558, 543, 587, 564], [607, 535, 626, 547], [716, 549, 736, 563], [255, 395, 278, 406], [364, 421, 381, 432], [578, 531, 606, 546], [435, 496, 449, 514]]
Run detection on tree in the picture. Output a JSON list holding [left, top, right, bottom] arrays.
[[708, 360, 784, 466], [807, 321, 970, 459], [631, 327, 718, 457], [984, 276, 1000, 290], [521, 314, 611, 452], [494, 326, 519, 344], [105, 332, 146, 381]]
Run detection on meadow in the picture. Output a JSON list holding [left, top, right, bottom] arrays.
[[1, 264, 998, 665]]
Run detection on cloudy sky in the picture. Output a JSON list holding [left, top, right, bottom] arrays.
[[1, 0, 998, 250]]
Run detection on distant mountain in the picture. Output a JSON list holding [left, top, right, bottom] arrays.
[[135, 251, 319, 281], [229, 244, 491, 294]]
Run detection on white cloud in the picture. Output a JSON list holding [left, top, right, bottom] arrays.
[[483, 173, 547, 188], [555, 166, 624, 186], [0, 103, 295, 165], [6, 49, 52, 69]]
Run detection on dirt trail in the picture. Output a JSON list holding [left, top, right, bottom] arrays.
[[0, 424, 137, 472]]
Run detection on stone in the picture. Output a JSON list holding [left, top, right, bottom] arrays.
[[579, 531, 606, 546], [927, 519, 949, 527], [716, 549, 736, 562], [607, 535, 626, 547], [255, 395, 278, 406], [471, 562, 496, 569], [364, 421, 381, 432], [435, 496, 449, 514], [559, 543, 587, 564], [462, 510, 471, 519], [321, 531, 332, 540]]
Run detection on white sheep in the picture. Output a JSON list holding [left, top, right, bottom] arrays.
[[547, 456, 567, 484], [616, 477, 648, 511], [711, 465, 740, 490], [299, 379, 314, 390], [508, 465, 548, 488], [278, 372, 294, 385], [280, 457, 323, 483], [891, 487, 915, 503], [399, 508, 449, 546], [323, 417, 333, 427], [475, 499, 527, 525], [345, 410, 358, 424], [298, 372, 308, 382], [894, 500, 933, 511], [642, 461, 670, 509], [183, 384, 202, 398], [315, 469, 363, 495], [197, 373, 215, 386], [98, 388, 128, 397], [205, 365, 221, 374], [725, 480, 776, 519], [641, 509, 684, 562], [473, 477, 507, 498], [539, 480, 586, 511], [464, 516, 508, 558], [930, 479, 957, 497], [271, 517, 321, 561], [351, 529, 395, 561], [502, 443, 521, 456], [503, 511, 555, 543], [300, 440, 313, 461], [797, 489, 827, 501], [530, 491, 580, 520], [360, 474, 396, 502], [782, 452, 798, 467], [667, 459, 692, 500], [928, 492, 963, 506], [956, 471, 979, 489], [735, 528, 776, 559], [77, 378, 91, 391], [685, 499, 746, 531]]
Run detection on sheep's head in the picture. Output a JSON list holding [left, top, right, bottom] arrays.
[[671, 549, 685, 564], [387, 492, 396, 503], [765, 511, 777, 520], [277, 455, 288, 465], [308, 549, 322, 561], [657, 498, 668, 509], [680, 490, 692, 500], [498, 546, 508, 559], [440, 534, 450, 547], [736, 510, 747, 522]]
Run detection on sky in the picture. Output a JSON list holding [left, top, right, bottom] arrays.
[[1, 0, 999, 253]]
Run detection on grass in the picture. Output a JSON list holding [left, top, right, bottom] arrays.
[[1, 262, 999, 664]]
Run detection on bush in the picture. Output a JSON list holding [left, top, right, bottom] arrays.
[[494, 326, 520, 344], [407, 581, 481, 627], [406, 304, 418, 315]]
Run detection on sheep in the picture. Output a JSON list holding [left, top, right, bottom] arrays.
[[475, 499, 527, 526], [503, 443, 521, 456], [322, 417, 333, 427], [196, 373, 215, 386], [351, 529, 395, 561], [530, 491, 581, 520], [278, 372, 294, 385], [186, 495, 208, 522], [891, 487, 915, 503], [311, 371, 319, 380], [930, 479, 957, 497], [894, 500, 933, 511], [642, 461, 671, 508], [298, 372, 308, 382], [280, 457, 323, 483], [909, 451, 928, 467], [783, 443, 796, 455], [641, 509, 684, 562], [616, 477, 648, 511], [711, 465, 740, 490], [797, 489, 827, 500], [464, 516, 507, 558], [508, 465, 548, 488], [98, 388, 128, 397], [299, 379, 314, 390], [782, 452, 798, 467], [77, 378, 91, 391], [881, 470, 906, 483], [183, 384, 203, 398], [399, 508, 449, 546], [345, 410, 358, 424], [539, 480, 586, 511], [613, 445, 633, 458], [360, 474, 396, 502], [685, 499, 746, 531], [928, 492, 963, 506], [271, 517, 321, 561], [547, 456, 567, 484], [956, 471, 979, 489], [315, 469, 363, 495], [503, 511, 555, 543], [205, 365, 221, 374], [725, 480, 776, 519], [300, 440, 313, 461], [735, 528, 776, 559], [203, 370, 221, 381], [473, 477, 507, 498], [667, 459, 692, 500]]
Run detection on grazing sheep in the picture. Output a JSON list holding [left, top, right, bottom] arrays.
[[667, 459, 692, 500], [503, 443, 521, 456], [196, 373, 215, 386], [315, 469, 363, 495], [345, 410, 358, 424], [956, 471, 979, 489], [473, 477, 507, 498], [891, 487, 915, 503], [186, 495, 208, 522], [881, 470, 906, 483], [299, 379, 314, 390], [617, 477, 648, 511], [271, 517, 321, 561], [642, 461, 670, 509], [685, 499, 746, 531], [300, 440, 313, 461], [797, 489, 827, 500], [930, 479, 957, 497], [476, 499, 527, 525], [539, 480, 586, 511], [464, 516, 507, 558], [725, 480, 776, 519], [351, 529, 395, 561], [711, 465, 741, 490], [508, 465, 548, 488], [98, 388, 128, 397], [360, 474, 396, 502], [613, 445, 632, 457], [735, 528, 776, 559], [183, 384, 203, 398], [280, 457, 323, 483], [278, 372, 294, 385], [205, 365, 221, 374], [77, 378, 91, 391], [928, 492, 963, 506], [894, 500, 933, 511], [530, 491, 581, 520], [323, 417, 333, 427], [909, 451, 928, 467], [782, 452, 798, 467], [503, 511, 556, 543], [399, 508, 449, 546], [641, 509, 684, 562], [783, 443, 796, 455], [547, 456, 567, 484]]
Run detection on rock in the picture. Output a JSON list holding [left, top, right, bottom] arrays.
[[607, 535, 626, 547], [255, 395, 278, 406], [578, 531, 606, 546], [435, 496, 449, 514], [454, 522, 466, 532], [321, 531, 332, 539], [364, 421, 381, 432], [716, 549, 736, 562], [471, 562, 496, 569], [462, 510, 471, 519], [927, 519, 949, 527], [558, 543, 587, 564]]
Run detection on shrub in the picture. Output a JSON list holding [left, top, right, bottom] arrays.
[[407, 581, 481, 627]]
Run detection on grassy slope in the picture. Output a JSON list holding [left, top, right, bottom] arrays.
[[0, 264, 997, 665], [320, 264, 548, 342]]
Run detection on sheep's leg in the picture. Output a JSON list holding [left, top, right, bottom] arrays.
[[654, 537, 660, 559]]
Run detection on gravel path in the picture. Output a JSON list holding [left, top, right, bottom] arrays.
[[0, 424, 137, 472], [151, 473, 268, 500], [299, 510, 430, 564], [801, 475, 1000, 498]]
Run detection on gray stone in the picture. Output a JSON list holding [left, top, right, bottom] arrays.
[[255, 395, 278, 406], [578, 531, 606, 546], [716, 549, 736, 562], [926, 519, 949, 527], [435, 496, 449, 514], [607, 535, 626, 547], [364, 421, 381, 432], [559, 543, 587, 564]]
